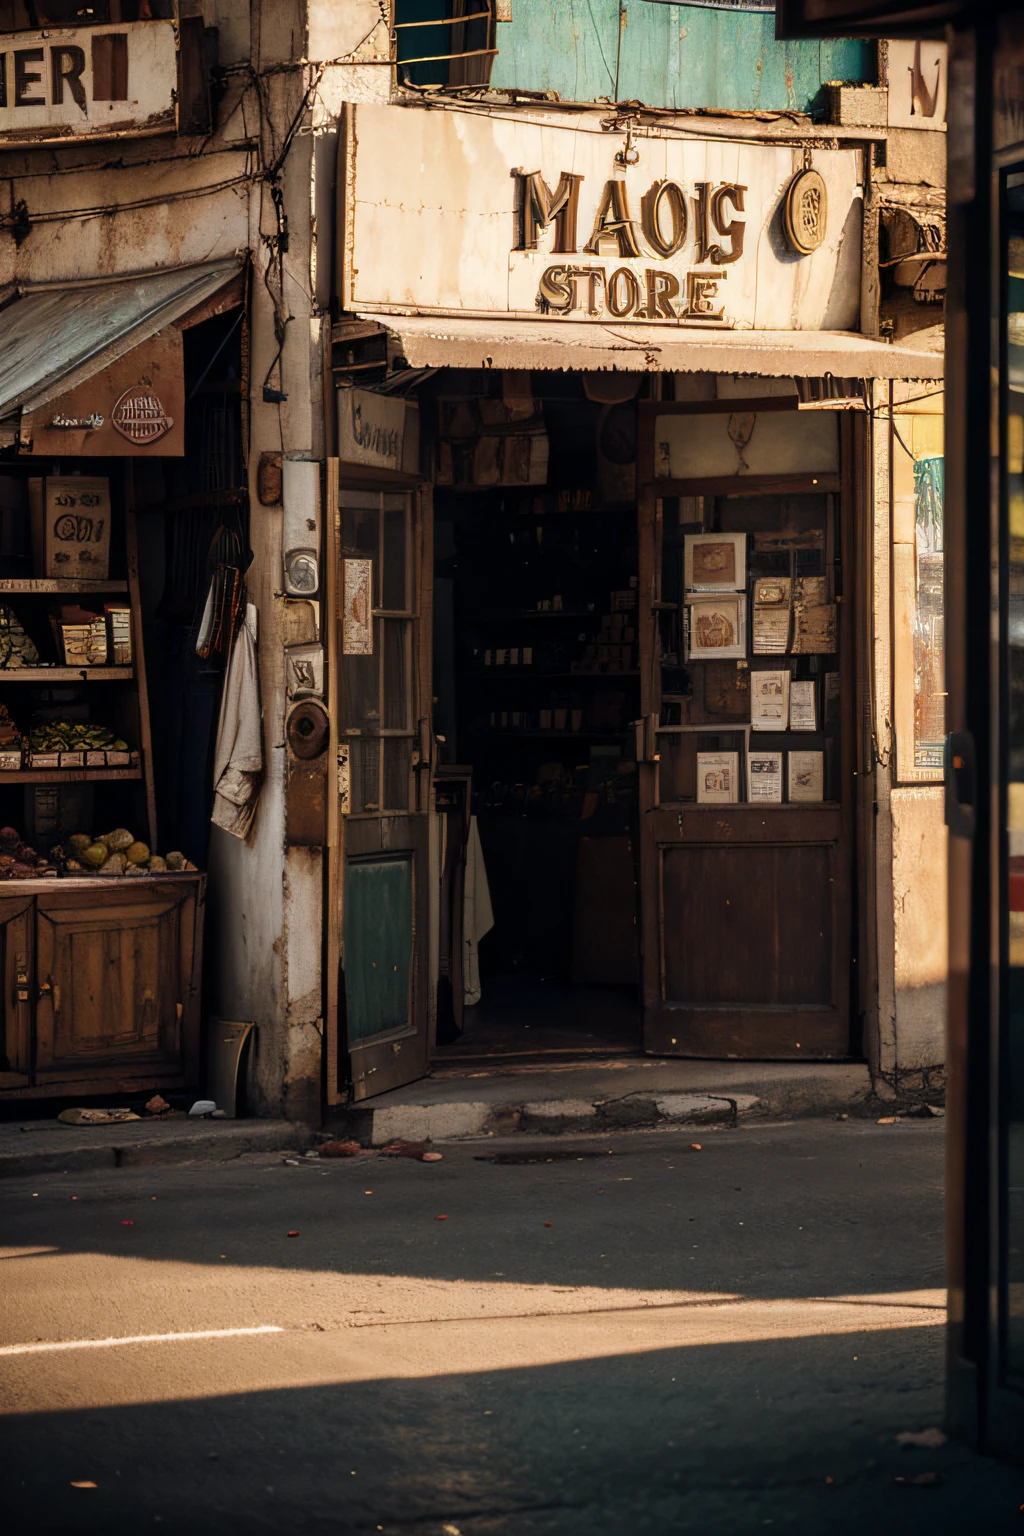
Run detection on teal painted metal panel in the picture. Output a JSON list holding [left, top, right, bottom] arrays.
[[343, 858, 413, 1043], [489, 1, 873, 113]]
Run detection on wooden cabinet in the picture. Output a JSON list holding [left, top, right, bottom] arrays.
[[0, 874, 203, 1098]]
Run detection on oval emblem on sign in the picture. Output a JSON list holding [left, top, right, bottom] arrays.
[[111, 384, 174, 445], [784, 169, 828, 256]]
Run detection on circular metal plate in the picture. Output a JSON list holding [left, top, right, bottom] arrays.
[[784, 169, 828, 256]]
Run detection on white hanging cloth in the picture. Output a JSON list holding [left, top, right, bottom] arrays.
[[211, 603, 263, 841], [462, 815, 494, 1008]]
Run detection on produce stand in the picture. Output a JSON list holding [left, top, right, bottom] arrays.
[[0, 496, 205, 1099]]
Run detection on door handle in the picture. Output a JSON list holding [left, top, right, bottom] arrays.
[[37, 978, 52, 1001]]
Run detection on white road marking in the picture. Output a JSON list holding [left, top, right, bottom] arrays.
[[0, 1326, 284, 1357]]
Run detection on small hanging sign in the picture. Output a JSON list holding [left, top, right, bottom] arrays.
[[111, 382, 175, 444], [343, 559, 373, 656]]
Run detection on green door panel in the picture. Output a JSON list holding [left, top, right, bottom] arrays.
[[343, 857, 413, 1043]]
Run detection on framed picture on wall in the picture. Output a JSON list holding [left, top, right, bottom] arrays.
[[685, 594, 747, 661], [684, 532, 746, 592]]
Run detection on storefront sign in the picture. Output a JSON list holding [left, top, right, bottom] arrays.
[[111, 384, 174, 444], [337, 387, 408, 472], [0, 22, 177, 144], [22, 328, 184, 457], [343, 105, 864, 332]]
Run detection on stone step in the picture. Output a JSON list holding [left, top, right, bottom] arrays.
[[328, 1060, 876, 1146]]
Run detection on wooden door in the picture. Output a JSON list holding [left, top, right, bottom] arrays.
[[329, 481, 432, 1101], [637, 402, 858, 1059], [0, 895, 34, 1092], [33, 880, 202, 1088]]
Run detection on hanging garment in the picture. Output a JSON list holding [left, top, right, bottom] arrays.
[[211, 603, 263, 840], [462, 815, 494, 1008]]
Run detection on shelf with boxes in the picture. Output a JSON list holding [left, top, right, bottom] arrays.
[[0, 468, 155, 850]]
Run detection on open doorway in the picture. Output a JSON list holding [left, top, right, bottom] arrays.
[[430, 370, 643, 1060]]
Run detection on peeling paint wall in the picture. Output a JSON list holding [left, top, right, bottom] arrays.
[[488, 0, 874, 112], [208, 11, 325, 1123], [870, 387, 948, 1097], [0, 0, 326, 1122], [889, 786, 948, 1084]]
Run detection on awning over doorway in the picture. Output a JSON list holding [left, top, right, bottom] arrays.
[[0, 258, 243, 422], [361, 313, 944, 381]]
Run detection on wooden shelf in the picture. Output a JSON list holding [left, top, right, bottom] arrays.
[[478, 730, 626, 742], [0, 667, 133, 683], [0, 767, 141, 784], [0, 579, 128, 594], [462, 610, 599, 624], [471, 670, 639, 681], [521, 610, 604, 621]]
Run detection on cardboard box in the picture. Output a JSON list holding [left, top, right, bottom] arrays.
[[58, 619, 108, 666], [104, 604, 132, 665], [0, 747, 22, 771], [59, 751, 85, 768], [44, 477, 111, 580]]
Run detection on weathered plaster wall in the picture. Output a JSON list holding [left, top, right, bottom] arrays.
[[871, 387, 948, 1098], [0, 0, 328, 1121], [207, 5, 325, 1124], [889, 786, 948, 1084]]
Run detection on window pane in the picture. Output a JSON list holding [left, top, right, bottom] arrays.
[[912, 458, 945, 769], [383, 620, 411, 730], [348, 738, 380, 814], [382, 503, 408, 610], [384, 737, 413, 811], [340, 652, 380, 732], [341, 501, 378, 560], [892, 405, 945, 780]]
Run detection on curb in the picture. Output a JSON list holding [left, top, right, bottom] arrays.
[[330, 1091, 765, 1146], [0, 1120, 313, 1180]]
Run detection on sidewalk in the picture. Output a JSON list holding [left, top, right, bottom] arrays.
[[0, 1059, 906, 1177], [0, 1115, 312, 1179], [329, 1058, 877, 1145]]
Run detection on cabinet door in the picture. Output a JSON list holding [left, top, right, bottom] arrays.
[[0, 895, 34, 1090], [34, 883, 200, 1086]]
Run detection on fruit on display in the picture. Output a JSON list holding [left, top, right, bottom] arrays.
[[50, 827, 196, 877], [28, 722, 128, 752], [100, 828, 134, 851], [0, 703, 21, 750], [0, 822, 196, 879], [0, 825, 56, 879]]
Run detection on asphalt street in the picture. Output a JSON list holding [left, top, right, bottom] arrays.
[[1, 1118, 1021, 1534]]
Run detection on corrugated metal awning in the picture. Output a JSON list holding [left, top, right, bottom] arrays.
[[0, 259, 242, 419], [364, 313, 944, 380]]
